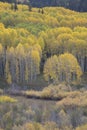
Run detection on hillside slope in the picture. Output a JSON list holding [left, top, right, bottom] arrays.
[[0, 2, 87, 87]]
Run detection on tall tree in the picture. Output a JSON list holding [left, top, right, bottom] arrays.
[[14, 0, 18, 11], [44, 53, 82, 84]]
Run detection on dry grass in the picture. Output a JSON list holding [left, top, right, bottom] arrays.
[[22, 84, 76, 100], [76, 124, 87, 130], [56, 91, 87, 108]]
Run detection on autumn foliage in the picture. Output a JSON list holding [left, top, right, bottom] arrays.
[[0, 2, 86, 85]]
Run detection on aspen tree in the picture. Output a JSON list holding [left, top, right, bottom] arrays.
[[8, 47, 16, 82], [0, 44, 3, 77], [15, 43, 25, 83], [44, 53, 82, 84], [31, 50, 40, 80], [44, 55, 58, 84]]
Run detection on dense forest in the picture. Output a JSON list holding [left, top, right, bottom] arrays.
[[30, 0, 87, 12], [0, 0, 87, 12], [0, 2, 87, 85], [0, 1, 87, 130]]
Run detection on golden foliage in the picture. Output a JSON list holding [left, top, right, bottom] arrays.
[[0, 96, 17, 103]]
